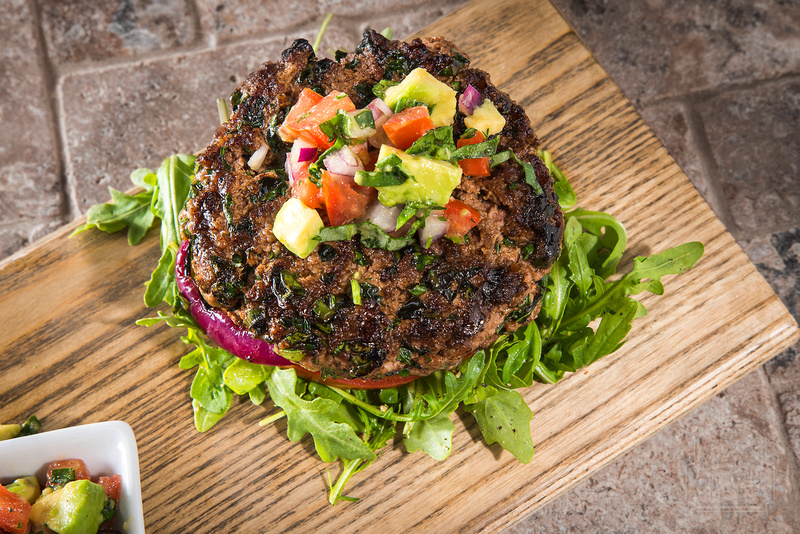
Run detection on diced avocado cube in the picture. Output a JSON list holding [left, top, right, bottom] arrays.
[[30, 479, 107, 534], [383, 68, 457, 127], [6, 476, 41, 504], [273, 197, 325, 258], [362, 145, 462, 208], [464, 99, 506, 136], [0, 423, 21, 441]]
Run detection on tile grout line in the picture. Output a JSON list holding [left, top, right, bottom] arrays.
[[184, 0, 206, 48], [638, 70, 800, 113], [675, 97, 738, 233], [27, 0, 71, 223]]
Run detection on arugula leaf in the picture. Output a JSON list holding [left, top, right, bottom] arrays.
[[402, 410, 454, 461], [223, 359, 272, 396], [71, 167, 158, 245], [266, 368, 376, 463], [538, 150, 576, 209], [467, 389, 534, 463], [567, 209, 627, 279], [178, 330, 236, 431], [144, 155, 195, 307], [626, 242, 705, 295]]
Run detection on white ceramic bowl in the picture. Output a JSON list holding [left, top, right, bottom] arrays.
[[0, 421, 144, 534]]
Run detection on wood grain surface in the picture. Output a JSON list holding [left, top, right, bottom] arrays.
[[1, 0, 798, 532]]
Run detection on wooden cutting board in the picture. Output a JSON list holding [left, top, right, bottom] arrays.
[[2, 0, 798, 532]]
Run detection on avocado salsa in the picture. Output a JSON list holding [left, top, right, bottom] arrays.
[[0, 459, 121, 534]]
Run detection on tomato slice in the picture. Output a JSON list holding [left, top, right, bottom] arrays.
[[456, 130, 491, 177], [285, 91, 356, 149], [443, 197, 482, 237], [382, 106, 435, 150], [46, 459, 91, 487], [320, 170, 371, 226], [279, 88, 324, 142], [0, 486, 31, 534], [98, 474, 122, 502], [292, 365, 419, 390]]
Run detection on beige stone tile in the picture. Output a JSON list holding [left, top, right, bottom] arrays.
[[554, 0, 800, 104], [694, 78, 800, 239], [39, 0, 196, 64]]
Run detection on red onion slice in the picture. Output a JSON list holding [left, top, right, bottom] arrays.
[[458, 84, 482, 115], [175, 241, 292, 366]]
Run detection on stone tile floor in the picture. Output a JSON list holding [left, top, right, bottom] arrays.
[[1, 0, 798, 531]]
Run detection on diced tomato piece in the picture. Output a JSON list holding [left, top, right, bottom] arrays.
[[457, 129, 486, 146], [284, 91, 356, 149], [279, 88, 324, 142], [382, 106, 435, 150], [0, 485, 31, 534], [443, 198, 482, 237], [98, 474, 122, 502], [320, 171, 371, 227], [456, 129, 491, 177], [46, 459, 91, 487], [292, 365, 419, 390], [458, 157, 491, 177], [290, 164, 324, 210]]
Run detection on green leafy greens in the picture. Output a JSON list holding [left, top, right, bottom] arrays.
[[75, 150, 703, 505]]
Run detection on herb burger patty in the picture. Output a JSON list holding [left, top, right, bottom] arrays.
[[180, 30, 564, 381]]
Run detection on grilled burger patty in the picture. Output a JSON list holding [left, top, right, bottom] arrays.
[[180, 30, 564, 380]]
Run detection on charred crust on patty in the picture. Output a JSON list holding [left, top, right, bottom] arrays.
[[181, 30, 564, 380]]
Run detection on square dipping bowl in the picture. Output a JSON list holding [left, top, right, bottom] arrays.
[[0, 421, 145, 533]]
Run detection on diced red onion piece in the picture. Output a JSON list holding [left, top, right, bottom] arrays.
[[175, 241, 292, 367], [368, 124, 392, 148], [368, 98, 393, 121], [365, 201, 402, 233], [367, 100, 393, 148], [290, 138, 317, 167], [458, 84, 482, 115], [324, 145, 363, 177], [350, 142, 370, 167], [297, 146, 317, 163], [418, 210, 449, 248], [247, 144, 269, 171]]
